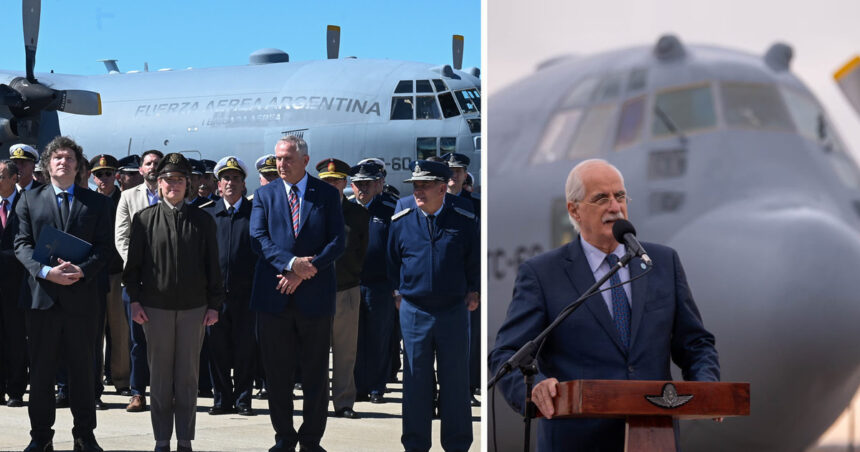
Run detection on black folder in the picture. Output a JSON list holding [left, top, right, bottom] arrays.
[[33, 225, 92, 267]]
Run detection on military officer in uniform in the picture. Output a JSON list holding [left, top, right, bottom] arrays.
[[0, 159, 27, 408], [387, 160, 479, 452], [117, 156, 144, 191], [202, 156, 259, 416], [350, 161, 396, 403], [255, 154, 279, 187], [9, 144, 42, 192], [441, 152, 481, 405], [198, 159, 221, 202], [316, 158, 368, 419]]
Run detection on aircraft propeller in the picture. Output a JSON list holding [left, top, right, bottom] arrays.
[[327, 25, 340, 59], [0, 0, 101, 147], [452, 34, 464, 70]]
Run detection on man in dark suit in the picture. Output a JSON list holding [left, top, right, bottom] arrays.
[[0, 159, 27, 408], [202, 156, 258, 416], [14, 136, 113, 452], [489, 159, 720, 452], [250, 135, 345, 452]]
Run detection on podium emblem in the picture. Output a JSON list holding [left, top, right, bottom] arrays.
[[645, 383, 693, 409]]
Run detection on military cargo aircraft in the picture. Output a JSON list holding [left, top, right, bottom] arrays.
[[488, 34, 860, 452], [0, 0, 481, 193]]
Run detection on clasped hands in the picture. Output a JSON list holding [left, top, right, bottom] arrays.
[[46, 258, 84, 286], [276, 256, 316, 294]]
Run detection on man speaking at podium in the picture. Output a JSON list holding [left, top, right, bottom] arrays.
[[489, 159, 720, 451]]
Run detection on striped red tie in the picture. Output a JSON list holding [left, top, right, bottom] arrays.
[[289, 185, 300, 237]]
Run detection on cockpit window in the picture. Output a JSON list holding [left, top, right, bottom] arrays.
[[614, 96, 646, 150], [390, 96, 414, 120], [569, 104, 617, 159], [395, 80, 413, 94], [531, 109, 583, 165], [416, 137, 437, 160], [720, 82, 793, 132], [438, 92, 460, 118], [596, 73, 623, 102], [416, 96, 441, 120], [562, 76, 600, 109], [440, 137, 457, 154], [433, 79, 447, 92], [627, 68, 648, 92], [454, 89, 481, 113], [416, 80, 433, 93], [652, 84, 716, 137], [781, 88, 820, 141]]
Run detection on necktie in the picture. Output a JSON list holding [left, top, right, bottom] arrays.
[[605, 253, 631, 349], [227, 206, 235, 217], [60, 192, 70, 229], [0, 199, 7, 230], [288, 185, 300, 237], [427, 214, 436, 238]]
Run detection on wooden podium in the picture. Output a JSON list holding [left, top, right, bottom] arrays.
[[538, 380, 750, 452]]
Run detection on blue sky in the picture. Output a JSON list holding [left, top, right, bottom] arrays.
[[0, 0, 481, 75]]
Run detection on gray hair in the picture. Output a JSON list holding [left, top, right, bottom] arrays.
[[564, 159, 625, 232], [278, 135, 308, 157]]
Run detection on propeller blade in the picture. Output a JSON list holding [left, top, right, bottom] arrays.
[[327, 25, 340, 59], [452, 35, 464, 70], [0, 85, 23, 108], [54, 90, 102, 115], [22, 0, 41, 82], [835, 56, 860, 118]]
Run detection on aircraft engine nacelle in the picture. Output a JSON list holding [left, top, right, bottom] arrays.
[[0, 115, 20, 144]]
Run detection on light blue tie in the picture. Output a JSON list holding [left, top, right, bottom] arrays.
[[606, 253, 631, 349]]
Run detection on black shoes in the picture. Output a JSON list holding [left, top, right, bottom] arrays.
[[470, 394, 481, 407], [294, 382, 303, 391], [254, 389, 268, 399], [154, 446, 170, 452], [95, 398, 108, 410], [208, 405, 236, 415], [73, 437, 103, 452], [55, 394, 69, 408], [237, 405, 254, 416], [118, 387, 132, 397], [23, 441, 53, 452], [7, 397, 24, 407], [370, 392, 384, 404], [334, 407, 360, 419], [177, 445, 193, 452]]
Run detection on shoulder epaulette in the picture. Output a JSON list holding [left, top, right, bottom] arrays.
[[392, 208, 412, 221], [199, 199, 216, 208], [453, 206, 476, 220], [382, 200, 396, 210]]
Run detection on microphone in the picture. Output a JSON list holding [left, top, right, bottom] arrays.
[[612, 219, 652, 266]]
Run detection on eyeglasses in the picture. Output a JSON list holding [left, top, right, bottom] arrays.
[[582, 192, 629, 207], [94, 170, 115, 178], [160, 177, 186, 185]]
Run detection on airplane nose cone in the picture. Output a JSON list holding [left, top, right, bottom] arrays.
[[663, 198, 860, 452]]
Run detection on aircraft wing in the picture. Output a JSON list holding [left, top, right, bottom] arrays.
[[835, 55, 860, 117]]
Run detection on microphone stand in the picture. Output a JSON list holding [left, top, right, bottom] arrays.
[[487, 251, 636, 452]]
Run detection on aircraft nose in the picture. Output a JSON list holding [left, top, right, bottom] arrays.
[[664, 198, 860, 451]]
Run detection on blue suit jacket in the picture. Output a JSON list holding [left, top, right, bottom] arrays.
[[249, 175, 345, 316], [489, 237, 719, 452]]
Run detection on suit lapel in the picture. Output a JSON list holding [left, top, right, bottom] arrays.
[[297, 177, 316, 236], [628, 255, 649, 350], [66, 190, 83, 232], [564, 238, 628, 354], [42, 186, 63, 230]]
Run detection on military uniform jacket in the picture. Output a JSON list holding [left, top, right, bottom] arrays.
[[14, 184, 113, 312], [123, 202, 224, 312], [203, 198, 258, 303], [0, 190, 24, 293], [358, 194, 395, 285], [336, 196, 369, 291], [387, 203, 479, 311]]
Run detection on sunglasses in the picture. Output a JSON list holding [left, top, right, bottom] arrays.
[[94, 170, 115, 178]]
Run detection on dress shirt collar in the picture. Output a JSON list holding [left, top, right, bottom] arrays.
[[2, 189, 17, 207], [51, 183, 76, 197], [223, 196, 243, 211], [580, 236, 626, 273], [16, 180, 34, 192], [283, 172, 309, 198]]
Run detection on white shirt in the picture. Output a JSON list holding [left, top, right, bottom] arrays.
[[223, 196, 243, 211], [1, 189, 17, 213], [580, 237, 632, 318]]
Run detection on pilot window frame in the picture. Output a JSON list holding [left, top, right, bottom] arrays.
[[432, 79, 448, 92], [718, 81, 795, 133], [614, 95, 647, 151], [416, 137, 438, 160], [438, 92, 461, 118], [567, 103, 619, 160], [415, 95, 442, 120], [395, 80, 413, 94], [454, 89, 481, 114], [650, 82, 718, 140], [780, 85, 849, 156], [390, 96, 415, 120], [532, 108, 584, 165]]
